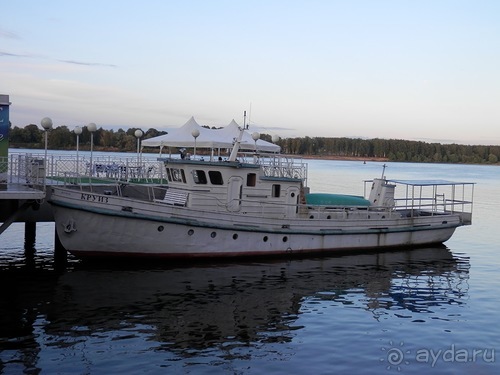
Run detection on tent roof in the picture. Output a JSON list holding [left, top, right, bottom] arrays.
[[142, 117, 280, 152]]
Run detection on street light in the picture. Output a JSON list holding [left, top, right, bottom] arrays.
[[74, 126, 82, 176], [87, 122, 97, 176], [134, 129, 143, 165], [252, 132, 260, 150], [191, 129, 200, 158], [40, 117, 53, 188], [252, 132, 260, 163]]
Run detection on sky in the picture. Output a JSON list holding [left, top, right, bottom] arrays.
[[1, 0, 499, 145]]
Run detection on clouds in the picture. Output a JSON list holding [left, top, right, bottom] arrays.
[[0, 27, 20, 40], [1, 20, 116, 70], [1, 1, 499, 145], [57, 59, 117, 68], [1, 49, 116, 68], [0, 50, 31, 58]]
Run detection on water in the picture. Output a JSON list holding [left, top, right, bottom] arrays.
[[1, 158, 499, 374]]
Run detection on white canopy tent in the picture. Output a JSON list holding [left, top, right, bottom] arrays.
[[141, 117, 280, 153]]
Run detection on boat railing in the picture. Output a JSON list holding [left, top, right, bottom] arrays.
[[392, 196, 474, 223], [167, 186, 474, 225], [255, 154, 308, 182], [203, 188, 474, 221], [190, 192, 386, 219], [362, 179, 474, 218], [52, 176, 169, 203], [233, 152, 308, 179]]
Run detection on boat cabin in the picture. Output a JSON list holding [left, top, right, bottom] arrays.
[[158, 156, 306, 219]]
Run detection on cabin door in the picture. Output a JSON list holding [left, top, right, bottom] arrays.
[[227, 176, 243, 212], [286, 186, 300, 217]]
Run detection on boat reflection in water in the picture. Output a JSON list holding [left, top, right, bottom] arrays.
[[52, 247, 468, 346], [0, 246, 470, 373]]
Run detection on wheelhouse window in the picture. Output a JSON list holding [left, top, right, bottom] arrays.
[[272, 184, 281, 197], [209, 171, 224, 185], [193, 170, 207, 184], [246, 173, 256, 187], [169, 168, 186, 183]]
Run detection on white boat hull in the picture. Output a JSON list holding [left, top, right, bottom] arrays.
[[50, 188, 461, 258]]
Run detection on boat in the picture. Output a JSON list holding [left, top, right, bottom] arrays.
[[48, 116, 474, 259]]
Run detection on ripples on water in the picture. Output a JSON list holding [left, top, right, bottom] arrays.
[[2, 241, 487, 375]]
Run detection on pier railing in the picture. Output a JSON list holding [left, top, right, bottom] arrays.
[[3, 151, 306, 188], [3, 152, 168, 187]]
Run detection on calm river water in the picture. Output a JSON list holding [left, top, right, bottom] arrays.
[[1, 156, 499, 374]]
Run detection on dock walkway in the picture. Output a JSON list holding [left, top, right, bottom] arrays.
[[0, 152, 167, 237]]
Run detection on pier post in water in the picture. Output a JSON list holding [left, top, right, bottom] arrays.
[[0, 94, 11, 185]]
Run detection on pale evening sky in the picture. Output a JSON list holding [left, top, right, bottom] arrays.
[[1, 0, 499, 145]]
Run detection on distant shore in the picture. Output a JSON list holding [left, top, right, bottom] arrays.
[[300, 155, 389, 162]]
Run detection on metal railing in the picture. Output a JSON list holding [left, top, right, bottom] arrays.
[[3, 152, 168, 187], [244, 154, 308, 182]]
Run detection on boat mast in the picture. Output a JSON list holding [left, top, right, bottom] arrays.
[[228, 111, 247, 161]]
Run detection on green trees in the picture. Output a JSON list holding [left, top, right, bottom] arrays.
[[274, 137, 500, 164], [8, 124, 167, 152], [7, 123, 499, 164], [9, 124, 42, 145]]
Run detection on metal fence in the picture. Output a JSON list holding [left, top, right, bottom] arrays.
[[2, 152, 167, 187]]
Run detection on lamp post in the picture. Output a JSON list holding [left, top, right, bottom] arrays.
[[272, 134, 280, 153], [191, 129, 200, 158], [134, 129, 143, 165], [74, 126, 82, 176], [86, 123, 97, 176], [252, 132, 260, 163], [252, 132, 260, 151], [40, 117, 53, 188]]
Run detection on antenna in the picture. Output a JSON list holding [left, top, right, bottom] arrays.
[[243, 110, 248, 129], [248, 102, 252, 128], [381, 164, 387, 179]]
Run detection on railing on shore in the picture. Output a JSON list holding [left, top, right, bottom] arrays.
[[2, 151, 308, 190], [1, 152, 168, 188]]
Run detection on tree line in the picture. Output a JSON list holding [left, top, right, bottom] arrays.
[[276, 136, 500, 164], [8, 124, 167, 152], [8, 123, 500, 164]]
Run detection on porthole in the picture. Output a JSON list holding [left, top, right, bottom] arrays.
[[211, 231, 217, 238], [263, 236, 268, 242], [291, 192, 295, 198], [233, 233, 238, 240], [309, 215, 314, 219], [158, 225, 164, 232], [188, 229, 194, 236], [327, 215, 331, 219], [283, 236, 288, 242]]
